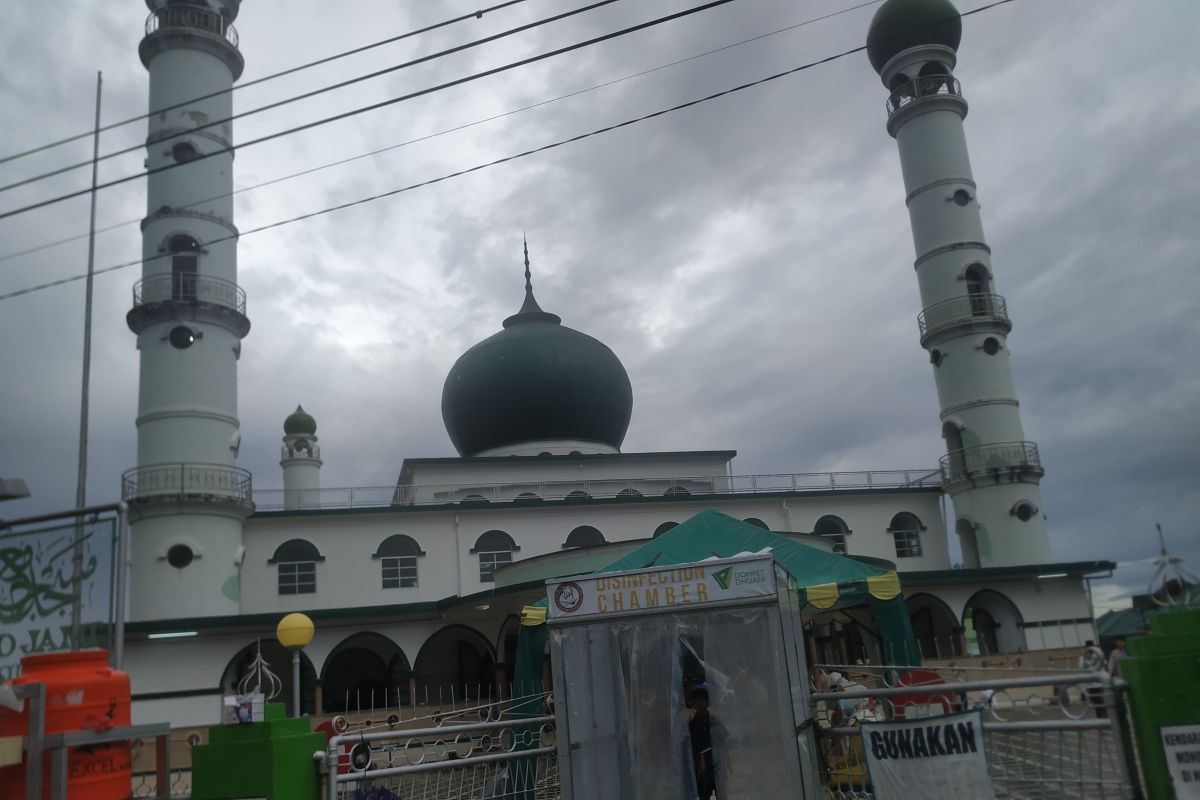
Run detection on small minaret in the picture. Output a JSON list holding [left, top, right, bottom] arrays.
[[122, 0, 252, 619], [867, 0, 1051, 567], [281, 406, 322, 509]]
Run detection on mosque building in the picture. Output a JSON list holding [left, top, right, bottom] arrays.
[[119, 0, 1114, 726]]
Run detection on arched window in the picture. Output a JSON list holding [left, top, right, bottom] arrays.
[[471, 530, 518, 583], [168, 234, 201, 302], [373, 535, 425, 589], [514, 492, 541, 503], [653, 521, 678, 538], [616, 488, 643, 499], [460, 493, 489, 504], [664, 485, 690, 497], [268, 539, 323, 595], [964, 264, 991, 315], [743, 518, 769, 530], [813, 515, 850, 554], [888, 513, 925, 558], [566, 490, 591, 501], [563, 526, 606, 549]]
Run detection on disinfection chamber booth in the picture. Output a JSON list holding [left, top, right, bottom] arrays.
[[547, 554, 824, 800]]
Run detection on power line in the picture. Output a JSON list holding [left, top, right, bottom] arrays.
[[0, 0, 886, 266], [0, 0, 739, 221], [0, 0, 533, 166], [0, 0, 625, 195], [0, 0, 1017, 305]]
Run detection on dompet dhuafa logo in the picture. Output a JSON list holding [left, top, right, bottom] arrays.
[[712, 567, 732, 590]]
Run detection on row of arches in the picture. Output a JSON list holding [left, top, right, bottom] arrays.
[[907, 590, 1025, 659], [219, 626, 497, 716], [460, 485, 695, 504]]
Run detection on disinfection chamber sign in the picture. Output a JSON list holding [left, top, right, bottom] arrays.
[[547, 557, 776, 620]]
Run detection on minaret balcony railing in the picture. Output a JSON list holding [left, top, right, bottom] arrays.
[[886, 75, 962, 116], [122, 462, 253, 509], [917, 293, 1011, 344], [145, 6, 239, 48], [940, 441, 1044, 490], [133, 273, 246, 315], [128, 273, 250, 338]]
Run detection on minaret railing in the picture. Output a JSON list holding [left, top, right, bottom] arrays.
[[939, 442, 1044, 488], [122, 463, 253, 506], [132, 274, 246, 316], [917, 293, 1010, 342], [145, 6, 239, 48], [886, 75, 962, 116]]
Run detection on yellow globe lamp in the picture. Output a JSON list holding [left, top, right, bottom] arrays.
[[276, 612, 314, 649], [276, 612, 314, 718]]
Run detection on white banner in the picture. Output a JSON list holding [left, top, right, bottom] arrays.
[[861, 709, 994, 800], [546, 556, 776, 620], [1162, 725, 1200, 800], [0, 519, 114, 680]]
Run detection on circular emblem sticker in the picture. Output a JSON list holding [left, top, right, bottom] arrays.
[[553, 582, 584, 614]]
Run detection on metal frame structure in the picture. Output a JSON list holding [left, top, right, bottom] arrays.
[[811, 666, 1143, 799]]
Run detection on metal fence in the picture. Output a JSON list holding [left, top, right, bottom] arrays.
[[811, 665, 1139, 799], [324, 693, 558, 800], [255, 469, 941, 511], [131, 768, 192, 799]]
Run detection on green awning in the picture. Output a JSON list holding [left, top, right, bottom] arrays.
[[596, 508, 891, 588]]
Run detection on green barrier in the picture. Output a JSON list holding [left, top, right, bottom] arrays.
[[1121, 609, 1200, 800], [191, 703, 325, 800]]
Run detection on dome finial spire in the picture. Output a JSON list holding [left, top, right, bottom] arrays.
[[523, 232, 532, 294], [506, 234, 561, 326]]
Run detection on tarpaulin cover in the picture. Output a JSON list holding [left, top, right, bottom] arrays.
[[596, 509, 920, 667]]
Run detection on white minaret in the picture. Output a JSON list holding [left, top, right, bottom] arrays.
[[123, 0, 251, 620], [281, 406, 322, 510], [867, 0, 1051, 567]]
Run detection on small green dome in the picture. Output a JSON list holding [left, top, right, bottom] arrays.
[[866, 0, 962, 75], [283, 405, 317, 436], [441, 288, 632, 457]]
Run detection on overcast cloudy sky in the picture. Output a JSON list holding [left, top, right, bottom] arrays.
[[1, 0, 1196, 615]]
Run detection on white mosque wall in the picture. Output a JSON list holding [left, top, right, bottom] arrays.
[[239, 489, 948, 615]]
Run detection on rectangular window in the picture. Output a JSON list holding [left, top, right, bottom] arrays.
[[279, 561, 316, 594], [478, 551, 513, 583], [381, 555, 418, 589], [826, 534, 847, 555], [892, 530, 923, 558]]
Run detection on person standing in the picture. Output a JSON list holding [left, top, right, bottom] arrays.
[[1107, 636, 1128, 677], [688, 684, 716, 800]]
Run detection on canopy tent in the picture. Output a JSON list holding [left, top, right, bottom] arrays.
[[514, 509, 921, 703], [594, 508, 919, 666]]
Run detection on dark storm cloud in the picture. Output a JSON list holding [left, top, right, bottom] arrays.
[[1, 0, 1196, 611]]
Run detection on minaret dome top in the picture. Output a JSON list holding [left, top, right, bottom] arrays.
[[866, 0, 962, 75], [284, 405, 317, 436]]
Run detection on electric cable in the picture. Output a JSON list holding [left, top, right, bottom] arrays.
[[0, 0, 739, 220], [0, 0, 1017, 304], [0, 0, 885, 266], [0, 0, 534, 166], [0, 0, 625, 194]]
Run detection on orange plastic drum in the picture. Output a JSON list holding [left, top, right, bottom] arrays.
[[0, 649, 132, 800]]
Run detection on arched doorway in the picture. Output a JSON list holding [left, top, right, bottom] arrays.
[[906, 594, 964, 659], [495, 615, 522, 699], [219, 640, 317, 717], [321, 632, 412, 713], [412, 625, 495, 707], [963, 589, 1025, 656]]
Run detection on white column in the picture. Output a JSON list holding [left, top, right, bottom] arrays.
[[880, 44, 1051, 567], [125, 2, 251, 620]]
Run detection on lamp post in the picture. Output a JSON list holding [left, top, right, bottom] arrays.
[[276, 612, 314, 718]]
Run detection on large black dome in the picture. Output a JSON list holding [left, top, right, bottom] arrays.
[[441, 282, 633, 457]]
